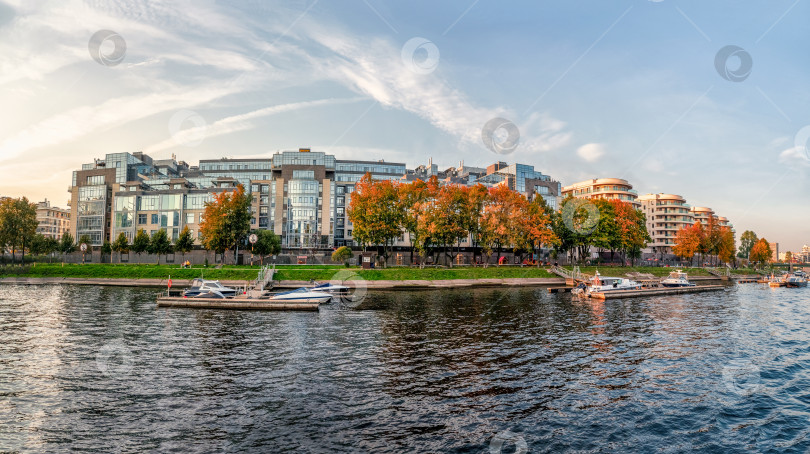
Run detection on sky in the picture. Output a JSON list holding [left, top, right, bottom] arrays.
[[0, 0, 809, 251]]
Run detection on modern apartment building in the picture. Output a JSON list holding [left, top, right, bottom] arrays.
[[690, 206, 714, 225], [637, 193, 694, 255], [561, 178, 640, 208], [69, 152, 190, 245], [69, 148, 560, 251], [35, 199, 70, 240]]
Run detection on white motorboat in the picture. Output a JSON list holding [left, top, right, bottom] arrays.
[[183, 279, 239, 298], [660, 269, 696, 288], [269, 287, 333, 304], [786, 271, 808, 288], [310, 282, 350, 295], [572, 271, 643, 297]]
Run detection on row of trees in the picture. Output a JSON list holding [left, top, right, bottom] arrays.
[[348, 175, 650, 267], [736, 230, 777, 265], [672, 216, 736, 266], [0, 197, 38, 264]]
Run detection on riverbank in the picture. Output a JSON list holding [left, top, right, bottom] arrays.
[[0, 276, 567, 289], [0, 264, 747, 290]]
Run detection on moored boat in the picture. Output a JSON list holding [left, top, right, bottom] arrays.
[[268, 287, 332, 304], [183, 279, 239, 298], [572, 271, 643, 297], [786, 271, 808, 288], [310, 282, 350, 295], [660, 269, 696, 288]]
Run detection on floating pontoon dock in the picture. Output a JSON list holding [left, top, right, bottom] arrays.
[[588, 285, 726, 300], [156, 295, 320, 311]]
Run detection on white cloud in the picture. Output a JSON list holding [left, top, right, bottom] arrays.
[[576, 143, 605, 162], [778, 146, 810, 167]]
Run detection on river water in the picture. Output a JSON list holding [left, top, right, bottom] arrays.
[[1, 283, 809, 453]]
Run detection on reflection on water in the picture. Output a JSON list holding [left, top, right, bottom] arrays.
[[1, 283, 810, 452]]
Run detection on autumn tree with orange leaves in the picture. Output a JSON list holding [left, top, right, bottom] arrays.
[[348, 174, 403, 267], [199, 184, 252, 264], [673, 223, 702, 266], [749, 238, 773, 266]]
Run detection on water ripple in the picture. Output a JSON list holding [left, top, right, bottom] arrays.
[[2, 283, 810, 452]]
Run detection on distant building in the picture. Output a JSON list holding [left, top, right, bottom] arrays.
[[406, 159, 561, 209], [35, 199, 70, 240], [800, 245, 810, 263], [561, 178, 640, 208], [638, 193, 694, 255], [769, 242, 779, 262]]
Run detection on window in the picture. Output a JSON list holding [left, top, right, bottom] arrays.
[[186, 213, 195, 224], [151, 214, 159, 224], [199, 214, 204, 223], [293, 170, 315, 179], [86, 175, 105, 185]]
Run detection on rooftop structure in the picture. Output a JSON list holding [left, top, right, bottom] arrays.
[[561, 178, 640, 208]]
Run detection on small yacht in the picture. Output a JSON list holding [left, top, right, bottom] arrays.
[[786, 271, 808, 288], [572, 271, 643, 296], [660, 269, 696, 288], [310, 282, 350, 295], [183, 279, 239, 298], [269, 287, 333, 304]]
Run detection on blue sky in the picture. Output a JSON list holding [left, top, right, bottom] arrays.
[[1, 0, 809, 251]]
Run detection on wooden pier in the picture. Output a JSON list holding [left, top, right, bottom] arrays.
[[156, 296, 320, 311], [588, 285, 726, 300]]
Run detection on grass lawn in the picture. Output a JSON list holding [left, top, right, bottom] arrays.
[[1, 263, 756, 282], [0, 263, 557, 281], [573, 266, 714, 277]]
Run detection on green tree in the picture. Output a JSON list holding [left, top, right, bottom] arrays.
[[331, 245, 353, 266], [29, 233, 49, 257], [174, 226, 194, 261], [58, 232, 76, 261], [252, 230, 281, 264], [591, 200, 619, 263], [0, 197, 38, 264], [101, 241, 112, 262], [148, 229, 173, 264], [738, 230, 758, 259], [44, 237, 59, 262], [132, 229, 150, 262], [199, 185, 252, 264], [111, 232, 129, 263]]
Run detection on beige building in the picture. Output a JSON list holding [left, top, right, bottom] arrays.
[[638, 193, 694, 255], [770, 242, 779, 262], [561, 178, 640, 208], [36, 199, 71, 240]]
